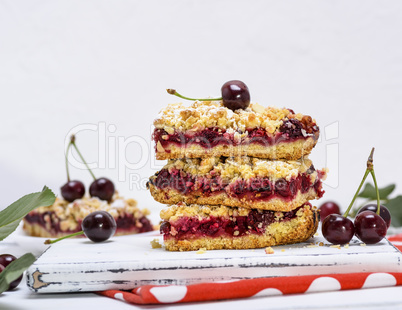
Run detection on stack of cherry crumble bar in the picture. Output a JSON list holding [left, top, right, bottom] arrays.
[[148, 100, 326, 251]]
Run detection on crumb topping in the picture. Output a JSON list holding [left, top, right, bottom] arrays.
[[160, 202, 250, 220], [30, 192, 150, 231], [164, 156, 315, 181], [150, 238, 162, 249], [160, 202, 311, 222], [154, 101, 311, 133]]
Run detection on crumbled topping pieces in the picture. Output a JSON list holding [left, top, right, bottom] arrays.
[[160, 202, 313, 222], [164, 157, 315, 181], [150, 238, 162, 249], [154, 101, 296, 132], [196, 248, 207, 254], [31, 192, 148, 223], [160, 203, 253, 221]]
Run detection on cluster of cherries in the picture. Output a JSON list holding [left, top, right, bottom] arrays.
[[319, 148, 390, 245], [61, 135, 115, 202], [167, 80, 251, 111], [46, 135, 118, 245], [0, 254, 22, 291]]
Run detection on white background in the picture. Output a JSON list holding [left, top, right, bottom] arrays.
[[1, 0, 402, 221]]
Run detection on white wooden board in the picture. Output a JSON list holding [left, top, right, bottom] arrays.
[[26, 233, 402, 293]]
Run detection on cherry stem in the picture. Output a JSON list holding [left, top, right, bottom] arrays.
[[366, 147, 381, 215], [71, 140, 96, 180], [65, 141, 73, 182], [44, 231, 85, 244], [367, 147, 374, 170], [166, 89, 222, 102], [343, 147, 378, 218], [343, 169, 370, 217], [370, 169, 381, 215]]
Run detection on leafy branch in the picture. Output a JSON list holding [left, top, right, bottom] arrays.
[[0, 186, 55, 294]]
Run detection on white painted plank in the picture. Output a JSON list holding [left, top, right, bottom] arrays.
[[26, 234, 402, 293]]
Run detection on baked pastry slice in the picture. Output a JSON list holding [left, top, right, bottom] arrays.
[[160, 202, 319, 251], [153, 101, 319, 160], [23, 193, 154, 238], [148, 156, 326, 212]]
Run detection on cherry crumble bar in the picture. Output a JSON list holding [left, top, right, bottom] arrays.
[[153, 101, 319, 160], [148, 157, 327, 212], [160, 202, 319, 251], [23, 193, 154, 238]]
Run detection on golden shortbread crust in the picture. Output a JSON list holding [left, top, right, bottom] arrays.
[[149, 183, 320, 212], [156, 138, 317, 160]]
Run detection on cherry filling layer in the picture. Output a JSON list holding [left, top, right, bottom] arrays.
[[24, 212, 153, 235], [160, 205, 308, 240], [149, 167, 324, 201], [153, 119, 319, 151]]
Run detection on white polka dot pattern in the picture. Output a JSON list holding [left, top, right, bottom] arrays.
[[103, 272, 402, 305], [150, 286, 188, 303], [305, 277, 341, 293], [114, 293, 125, 302], [253, 288, 283, 297], [363, 273, 397, 288]]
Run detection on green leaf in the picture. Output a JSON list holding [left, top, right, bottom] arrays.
[[0, 253, 36, 293], [358, 183, 396, 200], [384, 195, 402, 227], [357, 183, 376, 199], [0, 186, 55, 241], [379, 184, 396, 198]]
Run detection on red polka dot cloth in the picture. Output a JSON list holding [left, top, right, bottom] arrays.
[[98, 234, 402, 305]]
